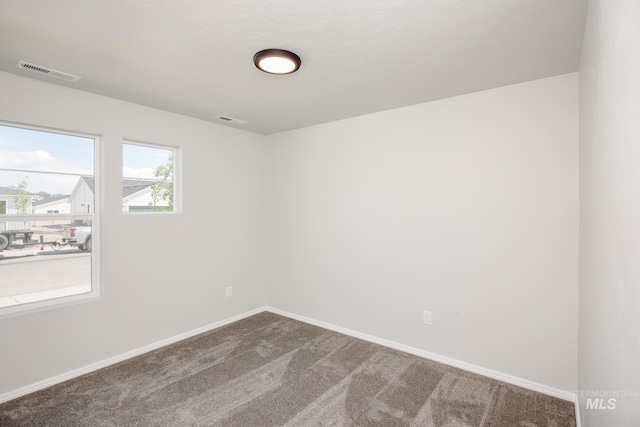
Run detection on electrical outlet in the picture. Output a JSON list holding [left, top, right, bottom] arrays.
[[423, 310, 432, 325], [226, 287, 232, 298]]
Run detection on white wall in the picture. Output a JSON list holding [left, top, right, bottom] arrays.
[[0, 71, 268, 396], [69, 179, 94, 214], [33, 201, 70, 215], [267, 73, 579, 391], [579, 0, 640, 425]]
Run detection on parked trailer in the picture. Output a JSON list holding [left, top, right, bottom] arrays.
[[0, 230, 62, 252]]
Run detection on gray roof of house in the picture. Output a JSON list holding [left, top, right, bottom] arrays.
[[0, 185, 21, 196], [77, 176, 168, 198], [0, 186, 36, 196], [32, 194, 70, 206], [81, 176, 95, 192], [123, 179, 155, 198]]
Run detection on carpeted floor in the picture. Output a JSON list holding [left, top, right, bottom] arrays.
[[0, 312, 576, 426]]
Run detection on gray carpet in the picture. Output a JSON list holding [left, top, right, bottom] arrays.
[[0, 312, 576, 426]]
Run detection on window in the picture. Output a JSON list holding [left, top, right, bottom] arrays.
[[0, 122, 99, 316], [122, 141, 177, 213]]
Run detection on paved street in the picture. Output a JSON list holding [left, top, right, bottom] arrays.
[[0, 249, 91, 299]]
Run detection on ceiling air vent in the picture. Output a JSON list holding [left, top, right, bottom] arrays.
[[16, 60, 82, 82], [214, 115, 247, 125]]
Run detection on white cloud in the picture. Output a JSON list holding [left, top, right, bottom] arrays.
[[0, 171, 79, 195], [122, 166, 156, 179], [0, 150, 93, 194], [0, 150, 92, 175]]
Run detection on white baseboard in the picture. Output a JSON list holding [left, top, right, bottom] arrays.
[[266, 306, 577, 403], [0, 306, 267, 404]]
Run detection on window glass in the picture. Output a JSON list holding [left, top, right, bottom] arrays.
[[122, 142, 176, 213], [0, 123, 98, 315]]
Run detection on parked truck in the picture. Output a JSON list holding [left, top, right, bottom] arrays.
[[61, 226, 92, 252]]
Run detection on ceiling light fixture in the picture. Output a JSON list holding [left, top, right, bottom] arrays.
[[253, 49, 301, 75]]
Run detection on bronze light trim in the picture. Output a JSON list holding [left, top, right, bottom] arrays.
[[253, 49, 301, 75]]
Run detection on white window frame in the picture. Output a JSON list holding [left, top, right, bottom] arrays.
[[122, 139, 180, 214], [0, 121, 101, 318]]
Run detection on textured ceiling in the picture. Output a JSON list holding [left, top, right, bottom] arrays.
[[0, 0, 587, 135]]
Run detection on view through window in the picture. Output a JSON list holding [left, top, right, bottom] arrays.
[[122, 142, 176, 213], [0, 123, 98, 314]]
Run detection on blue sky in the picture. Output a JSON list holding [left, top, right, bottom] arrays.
[[122, 143, 172, 180], [0, 124, 171, 195]]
